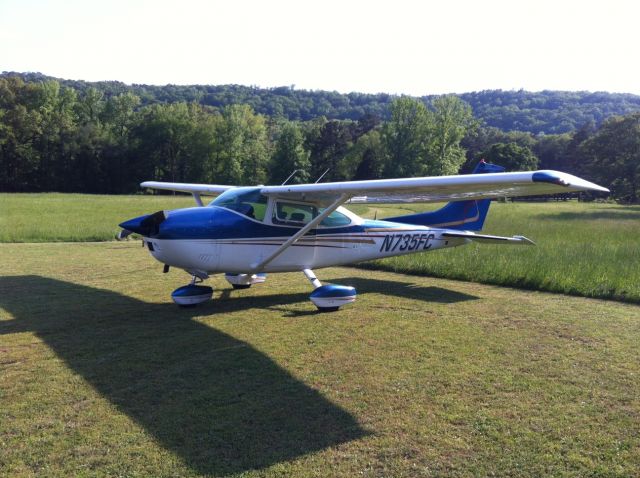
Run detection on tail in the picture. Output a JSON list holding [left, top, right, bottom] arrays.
[[383, 160, 505, 231]]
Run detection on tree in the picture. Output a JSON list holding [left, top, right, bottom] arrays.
[[269, 121, 311, 184], [0, 77, 43, 191], [213, 104, 269, 185], [307, 120, 353, 182], [34, 80, 79, 190], [344, 130, 386, 180], [580, 113, 640, 203], [427, 95, 476, 175], [133, 102, 219, 188], [481, 142, 539, 171], [76, 87, 104, 124], [533, 133, 571, 170], [461, 126, 536, 173], [102, 91, 140, 138], [563, 121, 597, 176], [382, 97, 431, 177]]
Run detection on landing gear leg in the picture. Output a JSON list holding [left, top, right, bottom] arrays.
[[303, 268, 322, 289], [303, 268, 356, 312]]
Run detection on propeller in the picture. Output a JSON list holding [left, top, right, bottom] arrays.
[[116, 229, 134, 241], [117, 210, 168, 239]]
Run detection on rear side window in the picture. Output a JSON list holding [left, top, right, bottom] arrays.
[[273, 202, 317, 226], [271, 202, 352, 228]]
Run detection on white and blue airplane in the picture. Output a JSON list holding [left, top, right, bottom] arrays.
[[118, 161, 608, 311]]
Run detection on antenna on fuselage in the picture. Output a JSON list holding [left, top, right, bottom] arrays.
[[314, 168, 330, 183], [281, 169, 302, 185]]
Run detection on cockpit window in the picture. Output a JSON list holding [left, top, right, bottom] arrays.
[[210, 188, 268, 221]]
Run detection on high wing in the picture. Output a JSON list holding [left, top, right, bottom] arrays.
[[140, 181, 235, 207], [259, 170, 608, 205], [140, 170, 608, 207], [140, 181, 234, 195]]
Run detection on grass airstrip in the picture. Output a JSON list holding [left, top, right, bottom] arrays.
[[1, 194, 640, 476], [3, 193, 640, 302]]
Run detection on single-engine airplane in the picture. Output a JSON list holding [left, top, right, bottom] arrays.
[[118, 161, 608, 310]]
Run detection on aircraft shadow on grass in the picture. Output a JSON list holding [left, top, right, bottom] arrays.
[[333, 276, 479, 304], [0, 275, 368, 475], [211, 276, 478, 318]]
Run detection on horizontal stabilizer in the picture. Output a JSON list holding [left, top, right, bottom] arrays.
[[442, 231, 535, 246]]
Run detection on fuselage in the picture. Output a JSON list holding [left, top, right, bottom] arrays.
[[133, 201, 467, 274]]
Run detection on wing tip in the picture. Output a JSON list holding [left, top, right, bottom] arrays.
[[533, 171, 609, 193], [513, 235, 536, 246]]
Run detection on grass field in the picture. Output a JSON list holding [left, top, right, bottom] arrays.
[[1, 242, 639, 477], [2, 193, 639, 303]]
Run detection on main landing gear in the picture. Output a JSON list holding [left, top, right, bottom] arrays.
[[171, 275, 213, 307], [169, 268, 355, 312], [303, 269, 356, 312]]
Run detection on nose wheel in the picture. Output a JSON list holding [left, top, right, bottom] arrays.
[[303, 269, 356, 312]]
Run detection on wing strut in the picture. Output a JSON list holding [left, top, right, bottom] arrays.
[[250, 193, 349, 272]]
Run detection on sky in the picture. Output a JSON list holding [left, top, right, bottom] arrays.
[[1, 0, 639, 95]]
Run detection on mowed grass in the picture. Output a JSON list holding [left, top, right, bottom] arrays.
[[358, 201, 640, 304], [1, 242, 639, 477], [2, 193, 639, 302]]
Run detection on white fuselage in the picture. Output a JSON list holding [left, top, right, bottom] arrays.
[[142, 225, 467, 274]]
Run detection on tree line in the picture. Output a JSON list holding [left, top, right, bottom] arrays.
[[5, 72, 640, 134], [1, 76, 638, 202]]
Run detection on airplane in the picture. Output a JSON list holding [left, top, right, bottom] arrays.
[[118, 161, 608, 311]]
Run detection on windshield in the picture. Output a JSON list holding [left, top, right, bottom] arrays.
[[210, 188, 268, 221]]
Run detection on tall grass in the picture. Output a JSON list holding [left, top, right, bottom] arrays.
[[359, 201, 640, 303], [1, 193, 195, 242]]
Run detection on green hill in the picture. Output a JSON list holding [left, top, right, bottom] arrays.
[[5, 71, 640, 134]]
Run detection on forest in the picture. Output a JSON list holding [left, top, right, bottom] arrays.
[[6, 72, 640, 134], [1, 73, 639, 202]]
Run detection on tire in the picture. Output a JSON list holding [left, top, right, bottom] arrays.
[[232, 284, 251, 290], [316, 306, 340, 312]]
